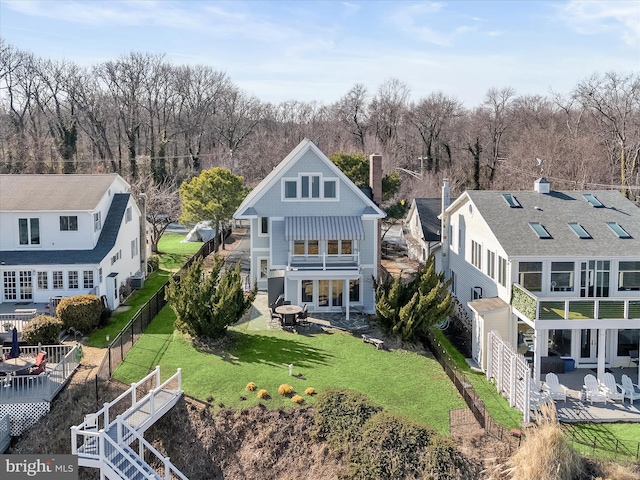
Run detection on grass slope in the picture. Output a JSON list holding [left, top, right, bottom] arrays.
[[157, 233, 202, 271], [113, 307, 465, 435]]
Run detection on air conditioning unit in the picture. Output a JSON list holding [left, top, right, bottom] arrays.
[[130, 273, 145, 289]]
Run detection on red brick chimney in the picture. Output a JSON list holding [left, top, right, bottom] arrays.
[[369, 154, 382, 205]]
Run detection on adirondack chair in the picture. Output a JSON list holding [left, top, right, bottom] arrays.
[[600, 372, 624, 402], [583, 374, 606, 404], [620, 374, 640, 405], [530, 379, 552, 411], [543, 372, 568, 402]]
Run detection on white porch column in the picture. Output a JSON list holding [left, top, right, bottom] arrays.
[[597, 329, 607, 382], [344, 279, 350, 320], [533, 329, 546, 384]]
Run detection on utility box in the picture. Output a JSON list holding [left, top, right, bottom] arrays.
[[130, 273, 145, 289]]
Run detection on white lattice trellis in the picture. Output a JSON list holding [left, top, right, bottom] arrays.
[[0, 402, 50, 436], [487, 330, 531, 423]]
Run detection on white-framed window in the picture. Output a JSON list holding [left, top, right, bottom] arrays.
[[93, 212, 101, 232], [125, 206, 132, 223], [293, 240, 319, 255], [258, 258, 269, 280], [486, 250, 495, 279], [450, 270, 456, 294], [18, 218, 40, 245], [551, 262, 574, 292], [518, 262, 542, 292], [84, 270, 94, 289], [282, 174, 339, 201], [327, 239, 353, 255], [471, 240, 482, 270], [259, 217, 269, 236], [3, 272, 16, 300], [53, 271, 64, 290], [68, 271, 79, 289], [131, 238, 138, 258], [472, 286, 483, 300], [60, 215, 78, 231], [498, 256, 507, 287], [618, 261, 640, 291], [37, 271, 48, 290], [98, 268, 103, 284], [448, 224, 453, 247]]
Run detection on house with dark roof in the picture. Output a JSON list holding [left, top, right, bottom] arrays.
[[440, 178, 640, 384], [234, 139, 386, 317], [404, 197, 443, 264], [0, 174, 145, 310]]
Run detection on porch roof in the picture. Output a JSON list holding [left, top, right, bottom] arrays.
[[284, 216, 365, 241]]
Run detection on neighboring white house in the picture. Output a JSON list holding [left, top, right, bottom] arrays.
[[404, 197, 443, 267], [440, 178, 640, 383], [234, 139, 386, 317], [0, 174, 145, 310]]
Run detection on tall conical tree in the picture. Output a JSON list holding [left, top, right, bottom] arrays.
[[375, 254, 452, 342]]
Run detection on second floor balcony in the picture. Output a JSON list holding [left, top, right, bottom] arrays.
[[287, 251, 360, 271], [511, 283, 640, 326]]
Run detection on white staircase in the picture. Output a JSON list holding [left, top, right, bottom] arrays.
[[71, 366, 186, 480]]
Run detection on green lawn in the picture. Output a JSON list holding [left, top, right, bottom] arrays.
[[433, 329, 523, 430], [113, 307, 466, 435], [566, 422, 640, 462], [88, 270, 173, 347], [157, 233, 203, 271]]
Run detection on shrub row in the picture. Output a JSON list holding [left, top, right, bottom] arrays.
[[312, 388, 478, 479]]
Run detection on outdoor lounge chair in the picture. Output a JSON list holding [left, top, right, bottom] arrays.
[[269, 308, 282, 328], [530, 379, 552, 411], [600, 372, 624, 402], [620, 374, 640, 405], [543, 372, 568, 402], [583, 374, 607, 404]]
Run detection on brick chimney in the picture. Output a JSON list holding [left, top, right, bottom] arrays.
[[369, 153, 382, 205], [369, 153, 383, 277]]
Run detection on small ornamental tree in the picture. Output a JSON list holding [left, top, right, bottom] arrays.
[[165, 256, 256, 339], [375, 253, 453, 342]]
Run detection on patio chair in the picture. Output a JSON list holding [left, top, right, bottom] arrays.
[[620, 374, 640, 405], [297, 304, 309, 325], [543, 372, 568, 402], [530, 379, 552, 411], [600, 372, 624, 402], [269, 308, 282, 328], [583, 374, 607, 404]]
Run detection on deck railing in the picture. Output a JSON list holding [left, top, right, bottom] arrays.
[[0, 344, 79, 404], [0, 311, 37, 335], [288, 251, 360, 270]]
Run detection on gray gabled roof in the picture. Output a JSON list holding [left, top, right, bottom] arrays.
[[234, 139, 385, 219], [413, 198, 441, 242], [0, 174, 122, 211], [0, 193, 130, 266], [456, 189, 640, 257]]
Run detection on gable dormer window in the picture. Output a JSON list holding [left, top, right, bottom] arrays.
[[282, 174, 339, 201]]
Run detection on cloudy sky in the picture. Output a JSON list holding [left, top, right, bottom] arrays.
[[1, 0, 638, 107]]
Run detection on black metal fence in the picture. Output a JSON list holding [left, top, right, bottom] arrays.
[[423, 329, 522, 452], [96, 235, 222, 380]]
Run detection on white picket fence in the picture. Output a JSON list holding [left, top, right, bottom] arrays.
[[486, 330, 532, 423]]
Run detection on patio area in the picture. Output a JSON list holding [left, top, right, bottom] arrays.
[[544, 368, 640, 423]]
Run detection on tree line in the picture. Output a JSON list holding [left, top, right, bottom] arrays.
[[1, 39, 638, 202]]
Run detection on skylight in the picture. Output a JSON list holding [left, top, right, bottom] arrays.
[[606, 222, 632, 239], [529, 222, 552, 239], [568, 222, 592, 239], [502, 194, 522, 208], [583, 193, 604, 208]]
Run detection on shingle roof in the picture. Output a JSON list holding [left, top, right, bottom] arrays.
[[0, 193, 130, 266], [461, 189, 640, 257], [0, 174, 120, 211], [414, 198, 441, 242]]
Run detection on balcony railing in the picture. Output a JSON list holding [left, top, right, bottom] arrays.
[[512, 284, 640, 322], [287, 251, 359, 270]]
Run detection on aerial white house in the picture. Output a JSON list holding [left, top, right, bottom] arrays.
[[0, 174, 145, 310], [440, 178, 640, 383], [234, 139, 386, 317]]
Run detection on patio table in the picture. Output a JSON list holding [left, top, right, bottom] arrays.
[[0, 357, 34, 374], [275, 305, 302, 327]]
